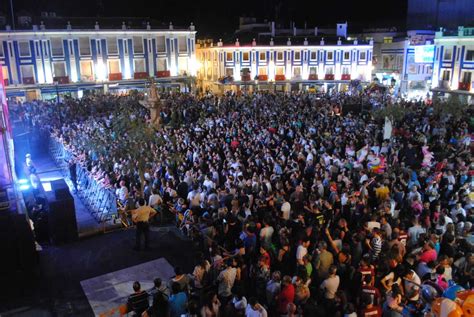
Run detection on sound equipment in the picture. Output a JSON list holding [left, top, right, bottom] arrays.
[[50, 179, 71, 199], [46, 188, 78, 245]]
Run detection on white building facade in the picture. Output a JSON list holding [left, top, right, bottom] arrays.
[[0, 23, 197, 98], [197, 39, 373, 93]]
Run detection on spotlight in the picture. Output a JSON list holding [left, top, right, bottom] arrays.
[[19, 184, 31, 191], [18, 179, 29, 184]]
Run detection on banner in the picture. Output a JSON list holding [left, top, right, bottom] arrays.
[[0, 68, 10, 134]]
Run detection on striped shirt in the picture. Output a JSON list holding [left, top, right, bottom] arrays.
[[370, 237, 382, 259]]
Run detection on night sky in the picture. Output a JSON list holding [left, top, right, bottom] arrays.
[[2, 0, 408, 36]]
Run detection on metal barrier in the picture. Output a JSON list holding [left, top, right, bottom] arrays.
[[49, 137, 118, 223]]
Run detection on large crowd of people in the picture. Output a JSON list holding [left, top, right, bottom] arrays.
[[9, 89, 474, 316]]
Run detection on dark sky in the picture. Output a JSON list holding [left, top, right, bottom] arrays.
[[2, 0, 408, 36]]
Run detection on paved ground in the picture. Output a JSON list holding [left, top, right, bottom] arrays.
[[0, 226, 196, 316]]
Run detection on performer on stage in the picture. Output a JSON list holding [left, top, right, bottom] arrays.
[[131, 198, 157, 251]]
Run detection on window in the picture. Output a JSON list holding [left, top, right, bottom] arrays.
[[259, 52, 266, 61], [20, 65, 34, 79], [342, 66, 350, 74], [96, 40, 101, 55], [442, 69, 450, 81], [294, 51, 301, 60], [178, 36, 187, 52], [327, 51, 333, 60], [360, 51, 366, 60], [310, 51, 317, 60], [133, 59, 145, 72], [80, 60, 94, 81], [214, 52, 217, 61], [68, 41, 74, 56], [225, 68, 234, 76], [178, 56, 188, 75], [226, 52, 233, 61], [2, 66, 9, 80], [133, 36, 144, 54], [276, 66, 285, 75], [18, 41, 31, 57], [207, 67, 212, 80], [258, 67, 267, 75], [42, 41, 49, 57], [443, 48, 452, 61], [108, 60, 120, 74], [243, 52, 250, 61], [426, 65, 432, 74], [79, 37, 91, 56], [277, 51, 284, 61], [156, 36, 166, 52], [343, 51, 350, 60], [107, 37, 118, 55], [293, 66, 301, 78], [50, 37, 63, 57], [157, 58, 167, 71], [462, 71, 472, 84], [383, 37, 393, 43], [123, 40, 129, 55], [0, 42, 3, 57], [52, 62, 67, 77], [309, 67, 318, 75], [466, 50, 474, 61], [325, 66, 334, 74]]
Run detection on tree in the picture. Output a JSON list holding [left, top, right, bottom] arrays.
[[433, 94, 468, 122], [372, 104, 412, 123]]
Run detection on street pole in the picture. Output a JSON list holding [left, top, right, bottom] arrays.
[[9, 0, 15, 30]]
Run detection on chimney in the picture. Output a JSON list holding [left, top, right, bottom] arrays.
[[320, 37, 325, 45], [270, 38, 274, 46], [190, 22, 195, 31], [271, 21, 275, 37], [304, 38, 308, 46], [353, 38, 358, 45], [95, 21, 100, 30], [217, 38, 223, 47], [287, 37, 291, 46], [122, 21, 126, 30], [293, 26, 297, 36], [252, 38, 257, 46], [146, 22, 151, 30], [337, 37, 342, 45], [40, 21, 46, 30], [235, 38, 240, 46], [67, 21, 72, 30], [169, 22, 173, 30]]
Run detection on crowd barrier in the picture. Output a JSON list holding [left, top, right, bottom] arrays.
[[49, 137, 118, 223]]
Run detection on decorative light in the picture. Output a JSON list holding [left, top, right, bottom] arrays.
[[124, 61, 131, 79], [96, 61, 107, 81], [268, 61, 275, 81]]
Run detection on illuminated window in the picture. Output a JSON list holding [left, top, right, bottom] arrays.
[[80, 60, 94, 81], [20, 65, 34, 79], [134, 59, 145, 72], [157, 58, 167, 71], [178, 37, 187, 52], [178, 56, 188, 75], [327, 51, 333, 60], [133, 36, 144, 54], [18, 41, 31, 57], [225, 68, 234, 76], [443, 48, 452, 61], [52, 62, 66, 77], [259, 52, 266, 61], [360, 51, 366, 60], [343, 51, 350, 60], [277, 51, 284, 61], [310, 51, 317, 60], [50, 37, 64, 57], [2, 66, 8, 80], [462, 71, 472, 84], [108, 60, 120, 74], [276, 66, 285, 75], [258, 67, 267, 75], [309, 66, 318, 75], [107, 37, 118, 55], [383, 37, 393, 43], [441, 69, 450, 81], [294, 51, 301, 60], [325, 66, 334, 74], [293, 66, 301, 77], [342, 66, 350, 74], [226, 52, 233, 61], [243, 52, 249, 61]]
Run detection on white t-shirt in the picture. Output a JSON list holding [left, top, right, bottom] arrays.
[[320, 275, 340, 299], [245, 304, 268, 317], [296, 245, 308, 262]]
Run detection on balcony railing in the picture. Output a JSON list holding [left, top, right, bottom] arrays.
[[156, 70, 171, 78], [53, 76, 70, 84], [275, 74, 286, 81], [133, 72, 148, 79], [458, 82, 471, 91], [241, 74, 251, 81], [341, 74, 351, 80], [108, 73, 122, 81], [22, 77, 35, 85], [438, 80, 450, 89], [308, 74, 318, 80], [258, 75, 268, 81], [325, 74, 335, 80]]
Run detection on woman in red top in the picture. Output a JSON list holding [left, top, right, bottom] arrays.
[[276, 276, 295, 314]]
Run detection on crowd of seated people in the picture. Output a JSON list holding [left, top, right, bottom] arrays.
[[9, 90, 474, 316]]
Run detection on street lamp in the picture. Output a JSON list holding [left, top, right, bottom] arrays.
[[54, 81, 59, 103]]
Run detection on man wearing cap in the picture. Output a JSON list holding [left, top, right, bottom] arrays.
[[132, 198, 157, 251]]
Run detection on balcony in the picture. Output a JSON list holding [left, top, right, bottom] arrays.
[[308, 74, 318, 80], [22, 77, 35, 85], [275, 74, 286, 81], [3, 79, 9, 86], [156, 70, 171, 78], [134, 72, 148, 79], [438, 80, 450, 89], [258, 75, 268, 81], [109, 73, 123, 81], [325, 74, 335, 80], [341, 74, 351, 80], [458, 82, 471, 91], [53, 76, 70, 84], [241, 74, 251, 81]]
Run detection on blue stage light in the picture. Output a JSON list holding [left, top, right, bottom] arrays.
[[19, 184, 31, 191], [18, 179, 29, 184]]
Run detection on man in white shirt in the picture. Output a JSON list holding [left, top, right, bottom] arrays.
[[217, 259, 237, 301], [148, 189, 162, 209], [320, 265, 340, 300], [296, 239, 310, 266], [245, 297, 268, 317], [404, 270, 421, 302]]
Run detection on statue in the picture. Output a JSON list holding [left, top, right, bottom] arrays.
[[139, 78, 162, 129]]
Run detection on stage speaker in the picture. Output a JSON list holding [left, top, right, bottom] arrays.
[[48, 196, 78, 245], [50, 179, 71, 200]]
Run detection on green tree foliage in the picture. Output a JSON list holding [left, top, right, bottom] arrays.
[[433, 94, 469, 121], [372, 104, 412, 123]]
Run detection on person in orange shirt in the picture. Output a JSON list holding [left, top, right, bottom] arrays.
[[132, 198, 157, 251]]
